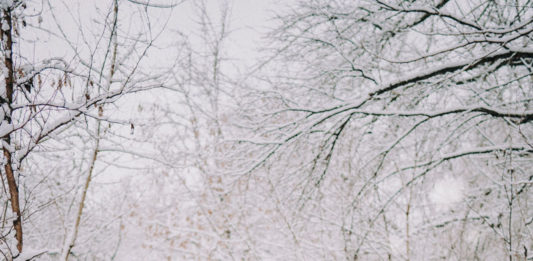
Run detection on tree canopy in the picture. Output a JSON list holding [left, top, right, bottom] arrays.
[[0, 0, 532, 260]]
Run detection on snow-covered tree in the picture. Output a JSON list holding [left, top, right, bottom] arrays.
[[237, 0, 533, 259], [0, 0, 176, 259]]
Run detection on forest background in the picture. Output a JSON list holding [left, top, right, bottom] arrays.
[[0, 0, 532, 260]]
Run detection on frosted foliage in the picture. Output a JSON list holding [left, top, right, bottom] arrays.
[[0, 0, 531, 260]]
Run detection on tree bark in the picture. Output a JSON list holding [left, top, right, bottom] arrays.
[[1, 7, 23, 253]]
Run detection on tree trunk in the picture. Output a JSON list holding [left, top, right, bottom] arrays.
[[1, 7, 23, 253]]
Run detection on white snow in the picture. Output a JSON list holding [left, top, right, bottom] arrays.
[[14, 248, 48, 260], [430, 176, 465, 211], [0, 0, 14, 10], [0, 120, 13, 138], [1, 21, 9, 31]]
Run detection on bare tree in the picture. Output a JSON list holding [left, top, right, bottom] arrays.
[[0, 0, 176, 258], [2, 0, 530, 259], [113, 1, 274, 259], [237, 0, 533, 259]]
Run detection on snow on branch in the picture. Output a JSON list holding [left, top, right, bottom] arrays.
[[370, 48, 533, 97]]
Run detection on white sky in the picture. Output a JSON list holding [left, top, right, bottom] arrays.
[[172, 0, 280, 71], [89, 0, 283, 182]]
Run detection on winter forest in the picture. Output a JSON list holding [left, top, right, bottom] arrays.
[[0, 0, 532, 260]]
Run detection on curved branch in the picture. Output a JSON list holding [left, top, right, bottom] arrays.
[[370, 48, 533, 97]]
